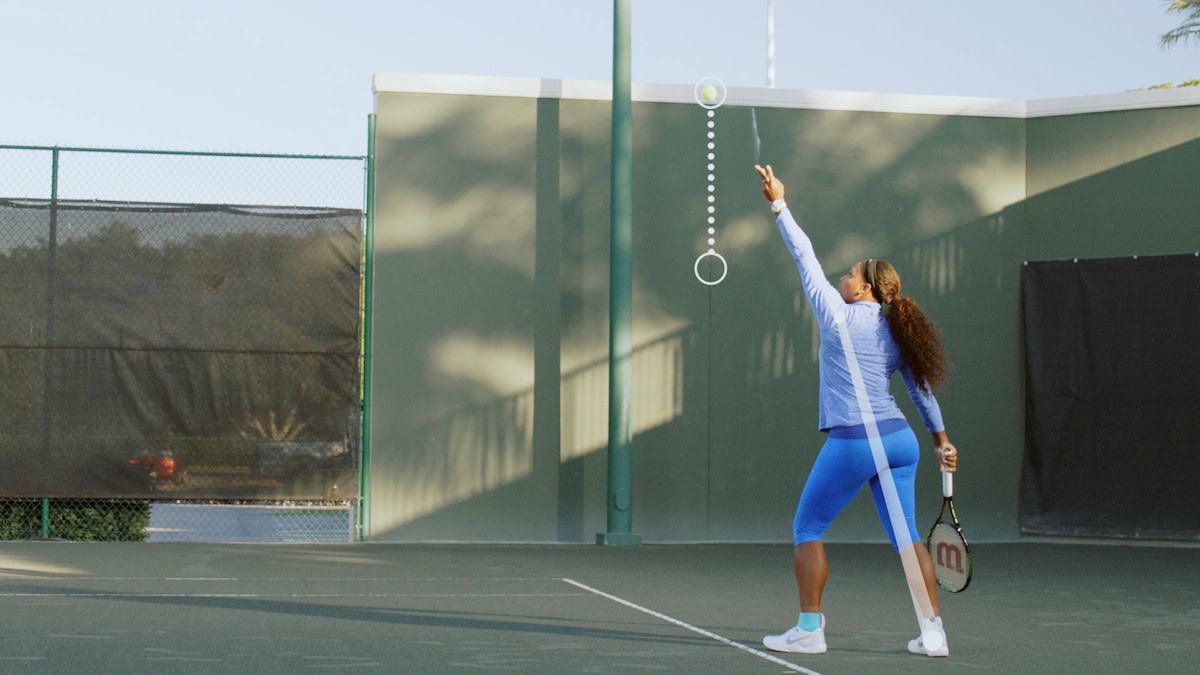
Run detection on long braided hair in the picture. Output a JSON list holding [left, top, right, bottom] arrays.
[[863, 259, 947, 395]]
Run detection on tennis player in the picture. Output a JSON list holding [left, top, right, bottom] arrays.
[[754, 165, 958, 657]]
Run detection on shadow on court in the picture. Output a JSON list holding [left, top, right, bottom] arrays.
[[0, 542, 1195, 674]]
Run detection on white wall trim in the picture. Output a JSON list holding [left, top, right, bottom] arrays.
[[1025, 87, 1200, 118], [374, 73, 1200, 119]]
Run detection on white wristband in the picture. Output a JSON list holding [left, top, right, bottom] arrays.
[[770, 199, 787, 214]]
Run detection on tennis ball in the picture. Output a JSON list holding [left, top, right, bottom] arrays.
[[701, 85, 718, 102]]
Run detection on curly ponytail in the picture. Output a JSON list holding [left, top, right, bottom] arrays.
[[866, 260, 947, 395]]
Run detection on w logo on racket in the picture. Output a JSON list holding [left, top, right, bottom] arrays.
[[927, 470, 973, 592], [935, 541, 964, 574]]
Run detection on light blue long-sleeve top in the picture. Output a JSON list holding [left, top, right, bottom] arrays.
[[775, 208, 945, 434]]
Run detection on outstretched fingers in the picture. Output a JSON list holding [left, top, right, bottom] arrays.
[[755, 164, 784, 201]]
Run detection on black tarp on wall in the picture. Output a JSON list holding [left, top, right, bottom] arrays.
[[1020, 254, 1200, 540]]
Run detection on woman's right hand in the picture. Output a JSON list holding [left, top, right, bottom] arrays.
[[936, 443, 958, 473], [932, 431, 956, 472]]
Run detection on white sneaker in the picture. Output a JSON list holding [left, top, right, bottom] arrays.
[[907, 616, 949, 657], [763, 615, 826, 654]]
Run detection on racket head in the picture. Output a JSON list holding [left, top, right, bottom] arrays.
[[927, 520, 972, 592]]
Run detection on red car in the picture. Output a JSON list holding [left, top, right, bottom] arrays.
[[128, 449, 187, 487]]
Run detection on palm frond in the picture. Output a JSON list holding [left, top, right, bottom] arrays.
[[1160, 0, 1200, 48]]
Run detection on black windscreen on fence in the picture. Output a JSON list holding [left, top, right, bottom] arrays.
[[1020, 254, 1200, 540], [0, 198, 362, 500]]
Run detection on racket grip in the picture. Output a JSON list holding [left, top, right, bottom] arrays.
[[941, 467, 953, 498]]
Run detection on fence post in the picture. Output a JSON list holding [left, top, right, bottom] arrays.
[[357, 114, 376, 542], [42, 148, 60, 458], [41, 498, 51, 539]]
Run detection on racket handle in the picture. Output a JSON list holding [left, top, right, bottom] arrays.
[[942, 467, 953, 498]]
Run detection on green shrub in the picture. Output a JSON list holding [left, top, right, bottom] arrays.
[[0, 499, 150, 541]]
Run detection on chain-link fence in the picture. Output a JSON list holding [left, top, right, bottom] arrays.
[[0, 145, 366, 542]]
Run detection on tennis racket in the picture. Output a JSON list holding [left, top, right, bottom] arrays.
[[927, 468, 972, 592]]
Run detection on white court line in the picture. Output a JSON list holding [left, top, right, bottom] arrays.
[[561, 578, 822, 675], [0, 592, 585, 599], [0, 576, 557, 582]]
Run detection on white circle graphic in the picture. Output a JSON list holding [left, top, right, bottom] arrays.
[[693, 249, 728, 286], [693, 77, 728, 109]]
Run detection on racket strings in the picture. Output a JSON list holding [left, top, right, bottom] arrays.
[[928, 522, 971, 592]]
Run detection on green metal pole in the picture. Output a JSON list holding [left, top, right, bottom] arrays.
[[357, 114, 377, 542], [41, 498, 51, 539], [600, 0, 641, 546]]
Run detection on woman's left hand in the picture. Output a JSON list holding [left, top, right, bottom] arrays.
[[755, 164, 786, 202]]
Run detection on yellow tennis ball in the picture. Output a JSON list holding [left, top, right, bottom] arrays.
[[701, 85, 718, 102]]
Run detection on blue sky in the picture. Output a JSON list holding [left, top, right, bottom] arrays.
[[2, 0, 1196, 155]]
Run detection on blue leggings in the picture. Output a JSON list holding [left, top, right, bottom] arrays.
[[792, 419, 921, 551]]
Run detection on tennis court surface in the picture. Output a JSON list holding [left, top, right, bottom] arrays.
[[1, 541, 1195, 674]]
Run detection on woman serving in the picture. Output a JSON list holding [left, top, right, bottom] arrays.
[[755, 164, 957, 658]]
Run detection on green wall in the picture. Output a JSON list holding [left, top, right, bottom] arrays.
[[1026, 105, 1200, 260], [368, 78, 1199, 543]]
